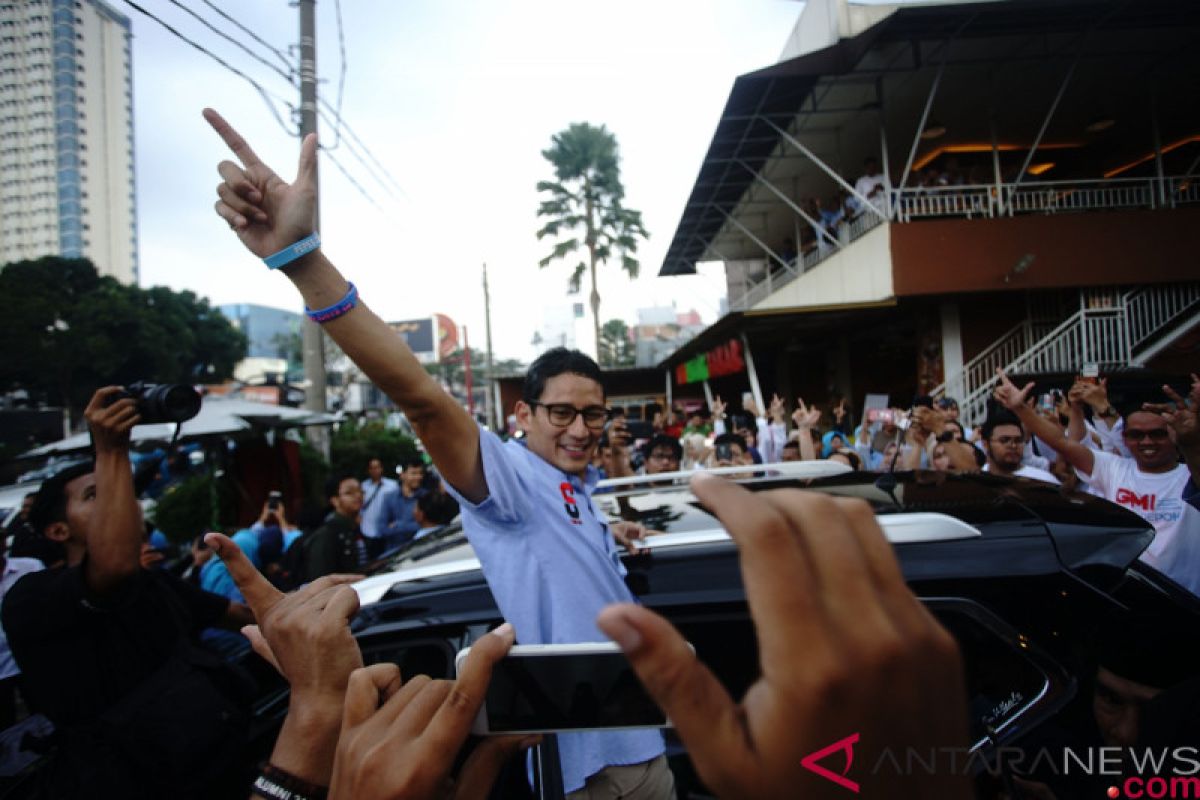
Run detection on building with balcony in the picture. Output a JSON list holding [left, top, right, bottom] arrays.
[[0, 0, 136, 283], [657, 0, 1200, 425]]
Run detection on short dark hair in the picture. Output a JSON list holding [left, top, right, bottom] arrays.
[[782, 440, 801, 452], [641, 434, 682, 462], [522, 348, 604, 403], [399, 458, 426, 472], [981, 411, 1023, 442], [417, 491, 459, 526], [324, 474, 357, 500], [28, 460, 95, 535], [713, 432, 747, 453]]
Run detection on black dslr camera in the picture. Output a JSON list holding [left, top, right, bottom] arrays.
[[108, 381, 202, 424]]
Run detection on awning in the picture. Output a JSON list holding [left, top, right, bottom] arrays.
[[23, 396, 338, 456], [659, 0, 1200, 276]]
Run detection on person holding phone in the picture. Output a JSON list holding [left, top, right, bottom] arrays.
[[203, 108, 670, 798]]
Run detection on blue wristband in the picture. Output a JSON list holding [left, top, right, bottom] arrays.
[[305, 282, 358, 324], [264, 232, 321, 269]]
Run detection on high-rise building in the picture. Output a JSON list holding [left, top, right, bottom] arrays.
[[0, 0, 137, 283]]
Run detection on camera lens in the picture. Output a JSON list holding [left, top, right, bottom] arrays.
[[140, 383, 201, 423]]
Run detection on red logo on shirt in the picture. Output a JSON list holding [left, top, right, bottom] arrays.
[[1115, 488, 1156, 511], [560, 482, 582, 525]]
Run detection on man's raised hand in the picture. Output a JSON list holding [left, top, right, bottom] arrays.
[[710, 395, 727, 420], [1144, 375, 1199, 448], [85, 387, 140, 453], [596, 475, 970, 799], [202, 108, 317, 259], [994, 368, 1034, 412]]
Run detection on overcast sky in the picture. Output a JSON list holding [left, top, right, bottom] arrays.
[[129, 0, 803, 361]]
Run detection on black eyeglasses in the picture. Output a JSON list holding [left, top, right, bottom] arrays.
[[529, 402, 609, 430], [1124, 429, 1170, 442]]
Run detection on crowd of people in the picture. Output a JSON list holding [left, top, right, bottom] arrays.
[[596, 371, 1199, 597], [0, 108, 1194, 799]]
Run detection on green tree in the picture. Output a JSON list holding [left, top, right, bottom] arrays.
[[330, 418, 419, 480], [0, 257, 247, 421], [536, 123, 648, 359], [599, 319, 635, 367]]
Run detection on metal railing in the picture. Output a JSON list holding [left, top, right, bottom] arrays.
[[729, 176, 1196, 311], [1167, 176, 1200, 206], [728, 210, 885, 311], [1124, 282, 1200, 352], [893, 184, 995, 222], [956, 308, 1128, 425], [892, 176, 1192, 222], [931, 320, 1036, 402], [951, 284, 1200, 425]]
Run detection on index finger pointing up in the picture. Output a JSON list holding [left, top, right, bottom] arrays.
[[204, 531, 282, 617], [202, 108, 265, 169]]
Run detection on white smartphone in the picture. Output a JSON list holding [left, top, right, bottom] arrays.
[[455, 642, 670, 735]]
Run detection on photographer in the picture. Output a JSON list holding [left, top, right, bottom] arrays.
[[2, 387, 257, 799]]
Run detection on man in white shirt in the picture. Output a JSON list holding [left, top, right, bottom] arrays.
[[359, 457, 398, 559], [0, 536, 41, 728], [851, 156, 886, 217], [979, 413, 1060, 484], [996, 371, 1199, 597]]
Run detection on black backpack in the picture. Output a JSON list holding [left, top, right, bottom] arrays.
[[276, 529, 316, 591]]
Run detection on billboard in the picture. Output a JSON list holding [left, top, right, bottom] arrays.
[[388, 314, 458, 364], [388, 318, 437, 363]]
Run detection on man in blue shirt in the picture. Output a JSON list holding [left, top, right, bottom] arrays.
[[359, 457, 398, 558], [380, 458, 427, 550], [202, 108, 669, 798]]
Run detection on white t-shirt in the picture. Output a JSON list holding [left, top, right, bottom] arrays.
[[853, 173, 885, 211], [983, 463, 1061, 485], [0, 557, 44, 679], [1083, 451, 1200, 597]]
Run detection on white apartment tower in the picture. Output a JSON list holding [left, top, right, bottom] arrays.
[[0, 0, 136, 283]]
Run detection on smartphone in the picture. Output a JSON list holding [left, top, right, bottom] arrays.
[[456, 642, 669, 735], [267, 490, 282, 511], [1080, 363, 1100, 384], [714, 442, 733, 462], [1038, 393, 1055, 413]]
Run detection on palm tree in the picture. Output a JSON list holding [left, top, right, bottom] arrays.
[[536, 122, 648, 360]]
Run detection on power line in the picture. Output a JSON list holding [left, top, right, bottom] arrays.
[[183, 0, 404, 198], [328, 0, 348, 150], [317, 97, 407, 197], [165, 0, 295, 88], [128, 0, 400, 204], [123, 0, 296, 136], [316, 105, 401, 200], [321, 145, 382, 210], [200, 0, 293, 75]]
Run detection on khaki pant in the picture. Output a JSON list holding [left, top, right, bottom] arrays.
[[566, 754, 675, 800]]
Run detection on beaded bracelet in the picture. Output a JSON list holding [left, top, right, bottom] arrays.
[[264, 232, 321, 269], [305, 282, 358, 324], [251, 762, 328, 800]]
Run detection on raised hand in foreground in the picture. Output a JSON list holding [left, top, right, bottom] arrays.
[[330, 624, 536, 800], [205, 531, 363, 787], [202, 108, 316, 258], [597, 474, 971, 799]]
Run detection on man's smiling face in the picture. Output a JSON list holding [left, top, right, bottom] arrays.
[[1122, 411, 1176, 473], [517, 373, 606, 476]]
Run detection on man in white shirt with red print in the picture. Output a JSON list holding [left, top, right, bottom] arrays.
[[994, 370, 1199, 597]]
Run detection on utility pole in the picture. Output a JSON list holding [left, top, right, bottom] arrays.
[[298, 0, 329, 455], [482, 262, 497, 431]]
